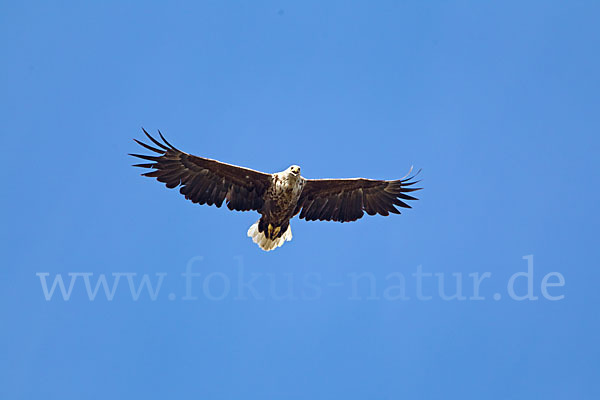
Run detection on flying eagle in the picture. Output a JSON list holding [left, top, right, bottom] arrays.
[[130, 129, 421, 251]]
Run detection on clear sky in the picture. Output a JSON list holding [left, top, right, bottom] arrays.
[[1, 1, 599, 399]]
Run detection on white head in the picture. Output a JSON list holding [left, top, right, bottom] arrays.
[[288, 165, 301, 177]]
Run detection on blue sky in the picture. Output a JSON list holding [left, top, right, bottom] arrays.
[[1, 1, 599, 399]]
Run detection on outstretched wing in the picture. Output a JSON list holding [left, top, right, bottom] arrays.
[[294, 169, 421, 222], [130, 129, 272, 212]]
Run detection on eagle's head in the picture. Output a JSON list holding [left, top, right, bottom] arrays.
[[288, 165, 301, 176]]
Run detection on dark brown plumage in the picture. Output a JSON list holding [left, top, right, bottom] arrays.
[[130, 128, 271, 212], [294, 176, 421, 223]]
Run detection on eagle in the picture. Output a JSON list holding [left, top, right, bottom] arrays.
[[130, 129, 421, 251]]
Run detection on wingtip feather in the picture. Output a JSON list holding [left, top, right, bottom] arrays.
[[157, 129, 176, 150]]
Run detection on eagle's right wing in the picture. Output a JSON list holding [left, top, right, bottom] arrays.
[[130, 129, 272, 212], [294, 170, 421, 222]]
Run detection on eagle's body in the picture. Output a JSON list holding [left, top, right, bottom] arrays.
[[131, 130, 421, 251], [247, 166, 304, 250]]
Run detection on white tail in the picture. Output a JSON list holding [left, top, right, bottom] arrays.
[[247, 221, 293, 251]]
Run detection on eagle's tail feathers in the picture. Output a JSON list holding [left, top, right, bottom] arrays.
[[247, 221, 292, 251]]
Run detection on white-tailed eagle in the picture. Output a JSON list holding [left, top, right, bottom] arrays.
[[131, 129, 421, 251]]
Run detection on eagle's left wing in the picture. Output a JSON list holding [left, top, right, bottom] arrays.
[[294, 170, 421, 222]]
